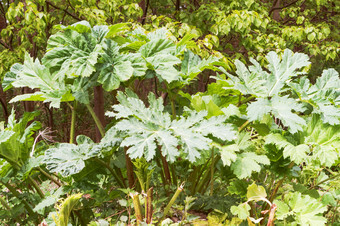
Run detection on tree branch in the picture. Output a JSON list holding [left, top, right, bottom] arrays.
[[269, 0, 299, 16], [141, 0, 149, 25], [0, 39, 11, 50], [45, 0, 82, 21]]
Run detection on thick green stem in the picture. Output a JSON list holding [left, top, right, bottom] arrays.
[[95, 158, 126, 188], [197, 156, 220, 194], [170, 164, 177, 185], [0, 181, 36, 217], [237, 96, 256, 107], [210, 149, 215, 196], [38, 167, 62, 187], [0, 196, 10, 210], [161, 182, 184, 222], [146, 187, 153, 224], [68, 101, 77, 144], [238, 120, 250, 132], [114, 165, 127, 188], [86, 104, 105, 137], [130, 192, 143, 225], [170, 98, 176, 120], [189, 165, 201, 194], [155, 157, 168, 193], [28, 176, 44, 199], [263, 162, 295, 213]]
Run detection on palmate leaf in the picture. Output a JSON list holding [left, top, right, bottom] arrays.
[[221, 49, 310, 97], [265, 114, 340, 167], [230, 152, 270, 179], [43, 135, 99, 177], [97, 39, 135, 91], [265, 49, 310, 96], [2, 63, 22, 91], [291, 68, 340, 125], [180, 50, 220, 83], [136, 29, 180, 83], [265, 134, 309, 164], [42, 24, 105, 78], [274, 192, 328, 226], [247, 95, 306, 133], [214, 132, 254, 166], [218, 49, 311, 133], [5, 53, 73, 108], [304, 115, 340, 167], [106, 91, 236, 162], [221, 59, 267, 96]]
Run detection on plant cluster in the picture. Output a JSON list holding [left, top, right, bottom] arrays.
[[0, 19, 338, 225]]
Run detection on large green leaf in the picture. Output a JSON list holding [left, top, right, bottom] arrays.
[[291, 68, 340, 125], [137, 32, 181, 83], [6, 53, 73, 108], [43, 136, 99, 177], [266, 134, 309, 164], [2, 63, 22, 91], [221, 49, 310, 98], [106, 91, 236, 162], [97, 39, 134, 91], [265, 114, 340, 167], [180, 50, 220, 84], [230, 152, 270, 179], [215, 132, 254, 166], [247, 95, 306, 133], [42, 25, 105, 78], [274, 192, 328, 225], [265, 49, 310, 96]]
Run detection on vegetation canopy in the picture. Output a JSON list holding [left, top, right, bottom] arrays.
[[0, 0, 339, 225]]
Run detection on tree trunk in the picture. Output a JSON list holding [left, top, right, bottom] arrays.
[[44, 103, 54, 130], [138, 0, 145, 23], [94, 85, 105, 142], [0, 85, 8, 123], [23, 87, 35, 112], [176, 0, 180, 11], [272, 0, 281, 21]]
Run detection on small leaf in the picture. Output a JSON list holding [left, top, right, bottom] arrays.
[[246, 182, 267, 202], [231, 203, 251, 220]]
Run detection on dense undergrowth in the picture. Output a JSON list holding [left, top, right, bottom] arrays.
[[0, 21, 339, 225]]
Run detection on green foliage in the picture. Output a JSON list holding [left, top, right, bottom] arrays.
[[0, 110, 41, 168], [274, 192, 328, 225], [43, 136, 99, 177], [266, 115, 340, 167], [291, 68, 340, 125], [52, 193, 83, 226], [0, 3, 339, 222], [5, 53, 73, 108], [106, 90, 236, 162], [231, 152, 270, 179]]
